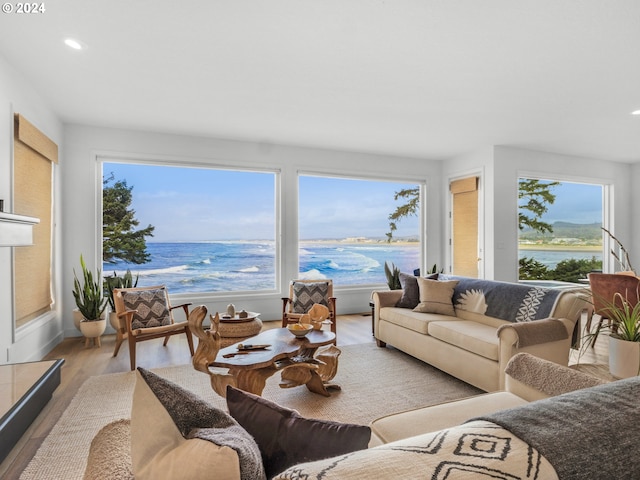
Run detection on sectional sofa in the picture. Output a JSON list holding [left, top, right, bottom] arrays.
[[372, 275, 589, 391], [84, 353, 638, 480]]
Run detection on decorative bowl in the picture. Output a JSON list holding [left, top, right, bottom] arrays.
[[287, 323, 314, 338]]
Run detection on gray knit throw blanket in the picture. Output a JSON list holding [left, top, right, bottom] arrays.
[[471, 376, 640, 479]]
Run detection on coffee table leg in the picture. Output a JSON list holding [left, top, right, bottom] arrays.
[[231, 365, 279, 396], [279, 345, 341, 396]]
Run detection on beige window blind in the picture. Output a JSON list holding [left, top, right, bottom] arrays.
[[13, 114, 58, 327], [450, 176, 479, 278]]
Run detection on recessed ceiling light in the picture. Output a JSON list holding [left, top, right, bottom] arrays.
[[64, 38, 84, 50], [632, 110, 640, 116]]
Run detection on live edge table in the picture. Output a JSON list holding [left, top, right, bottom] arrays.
[[190, 318, 341, 398]]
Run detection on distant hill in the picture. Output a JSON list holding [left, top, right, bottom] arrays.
[[520, 222, 602, 241]]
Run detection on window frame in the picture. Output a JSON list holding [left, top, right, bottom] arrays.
[[98, 155, 282, 298], [296, 171, 426, 287]]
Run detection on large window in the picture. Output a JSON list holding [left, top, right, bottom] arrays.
[[101, 161, 277, 294], [518, 178, 603, 283], [298, 175, 422, 286]]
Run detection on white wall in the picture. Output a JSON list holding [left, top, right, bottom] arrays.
[[62, 125, 443, 337], [0, 55, 64, 363]]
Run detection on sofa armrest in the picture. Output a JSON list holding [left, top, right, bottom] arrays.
[[504, 352, 606, 401], [496, 317, 575, 389], [372, 290, 403, 338], [372, 290, 402, 308]]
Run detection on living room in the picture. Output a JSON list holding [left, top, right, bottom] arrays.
[[1, 2, 640, 478]]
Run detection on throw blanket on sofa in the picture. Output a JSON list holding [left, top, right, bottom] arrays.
[[440, 276, 562, 322], [470, 376, 640, 480]]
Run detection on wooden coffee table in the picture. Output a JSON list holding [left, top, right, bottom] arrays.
[[189, 310, 341, 398]]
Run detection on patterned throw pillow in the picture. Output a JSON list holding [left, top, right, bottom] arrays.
[[122, 289, 171, 330], [292, 282, 330, 314]]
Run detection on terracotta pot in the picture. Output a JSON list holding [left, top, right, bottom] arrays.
[[608, 335, 640, 379]]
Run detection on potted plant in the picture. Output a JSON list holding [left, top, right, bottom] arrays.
[[72, 255, 107, 345], [104, 269, 139, 331], [583, 288, 640, 378], [384, 261, 401, 290]]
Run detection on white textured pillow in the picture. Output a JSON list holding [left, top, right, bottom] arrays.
[[131, 370, 243, 480], [413, 278, 459, 316], [273, 421, 558, 480]]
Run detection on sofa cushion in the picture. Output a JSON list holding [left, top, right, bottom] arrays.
[[413, 278, 458, 315], [226, 385, 371, 478], [131, 369, 265, 480], [380, 307, 457, 334], [396, 272, 438, 309], [428, 320, 499, 361], [273, 420, 558, 480], [370, 391, 528, 444]]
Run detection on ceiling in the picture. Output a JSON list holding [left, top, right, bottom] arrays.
[[1, 0, 639, 162]]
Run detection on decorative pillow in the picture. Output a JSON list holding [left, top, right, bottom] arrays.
[[395, 272, 438, 309], [131, 368, 265, 480], [122, 289, 171, 329], [292, 281, 330, 313], [413, 278, 459, 315], [272, 420, 557, 480], [226, 385, 371, 478]]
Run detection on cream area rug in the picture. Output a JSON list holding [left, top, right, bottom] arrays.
[[20, 343, 481, 480]]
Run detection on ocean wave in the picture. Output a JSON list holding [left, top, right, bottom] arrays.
[[299, 248, 314, 256], [134, 265, 190, 276], [201, 258, 211, 265], [298, 269, 327, 280], [238, 266, 260, 273]]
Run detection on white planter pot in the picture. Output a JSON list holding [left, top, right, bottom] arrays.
[[72, 308, 84, 332], [608, 335, 640, 379], [108, 310, 120, 331], [79, 318, 107, 339]]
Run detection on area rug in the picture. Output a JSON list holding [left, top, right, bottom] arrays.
[[20, 343, 481, 479]]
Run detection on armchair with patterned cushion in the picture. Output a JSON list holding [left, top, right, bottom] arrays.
[[112, 285, 195, 370], [281, 279, 337, 341]]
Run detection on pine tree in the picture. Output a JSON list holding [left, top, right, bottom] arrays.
[[103, 173, 155, 264]]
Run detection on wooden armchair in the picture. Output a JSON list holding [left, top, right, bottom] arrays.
[[587, 273, 640, 347], [282, 279, 337, 341], [112, 285, 195, 370]]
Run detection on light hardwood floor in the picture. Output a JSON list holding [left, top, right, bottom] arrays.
[[0, 310, 607, 479], [0, 312, 375, 479]]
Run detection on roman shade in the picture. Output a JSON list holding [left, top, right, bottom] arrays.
[[13, 114, 58, 327]]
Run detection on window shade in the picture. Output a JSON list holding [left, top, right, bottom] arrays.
[[13, 114, 57, 327], [450, 177, 479, 278]]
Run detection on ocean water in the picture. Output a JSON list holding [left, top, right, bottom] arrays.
[[103, 241, 421, 293], [103, 244, 599, 294], [519, 249, 602, 269]]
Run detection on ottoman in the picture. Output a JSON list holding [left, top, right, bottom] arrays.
[[217, 317, 263, 347]]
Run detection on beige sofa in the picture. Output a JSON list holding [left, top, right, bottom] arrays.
[[373, 275, 589, 391]]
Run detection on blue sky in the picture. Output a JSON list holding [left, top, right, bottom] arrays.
[[529, 181, 602, 224], [103, 164, 602, 242], [103, 163, 420, 242]]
